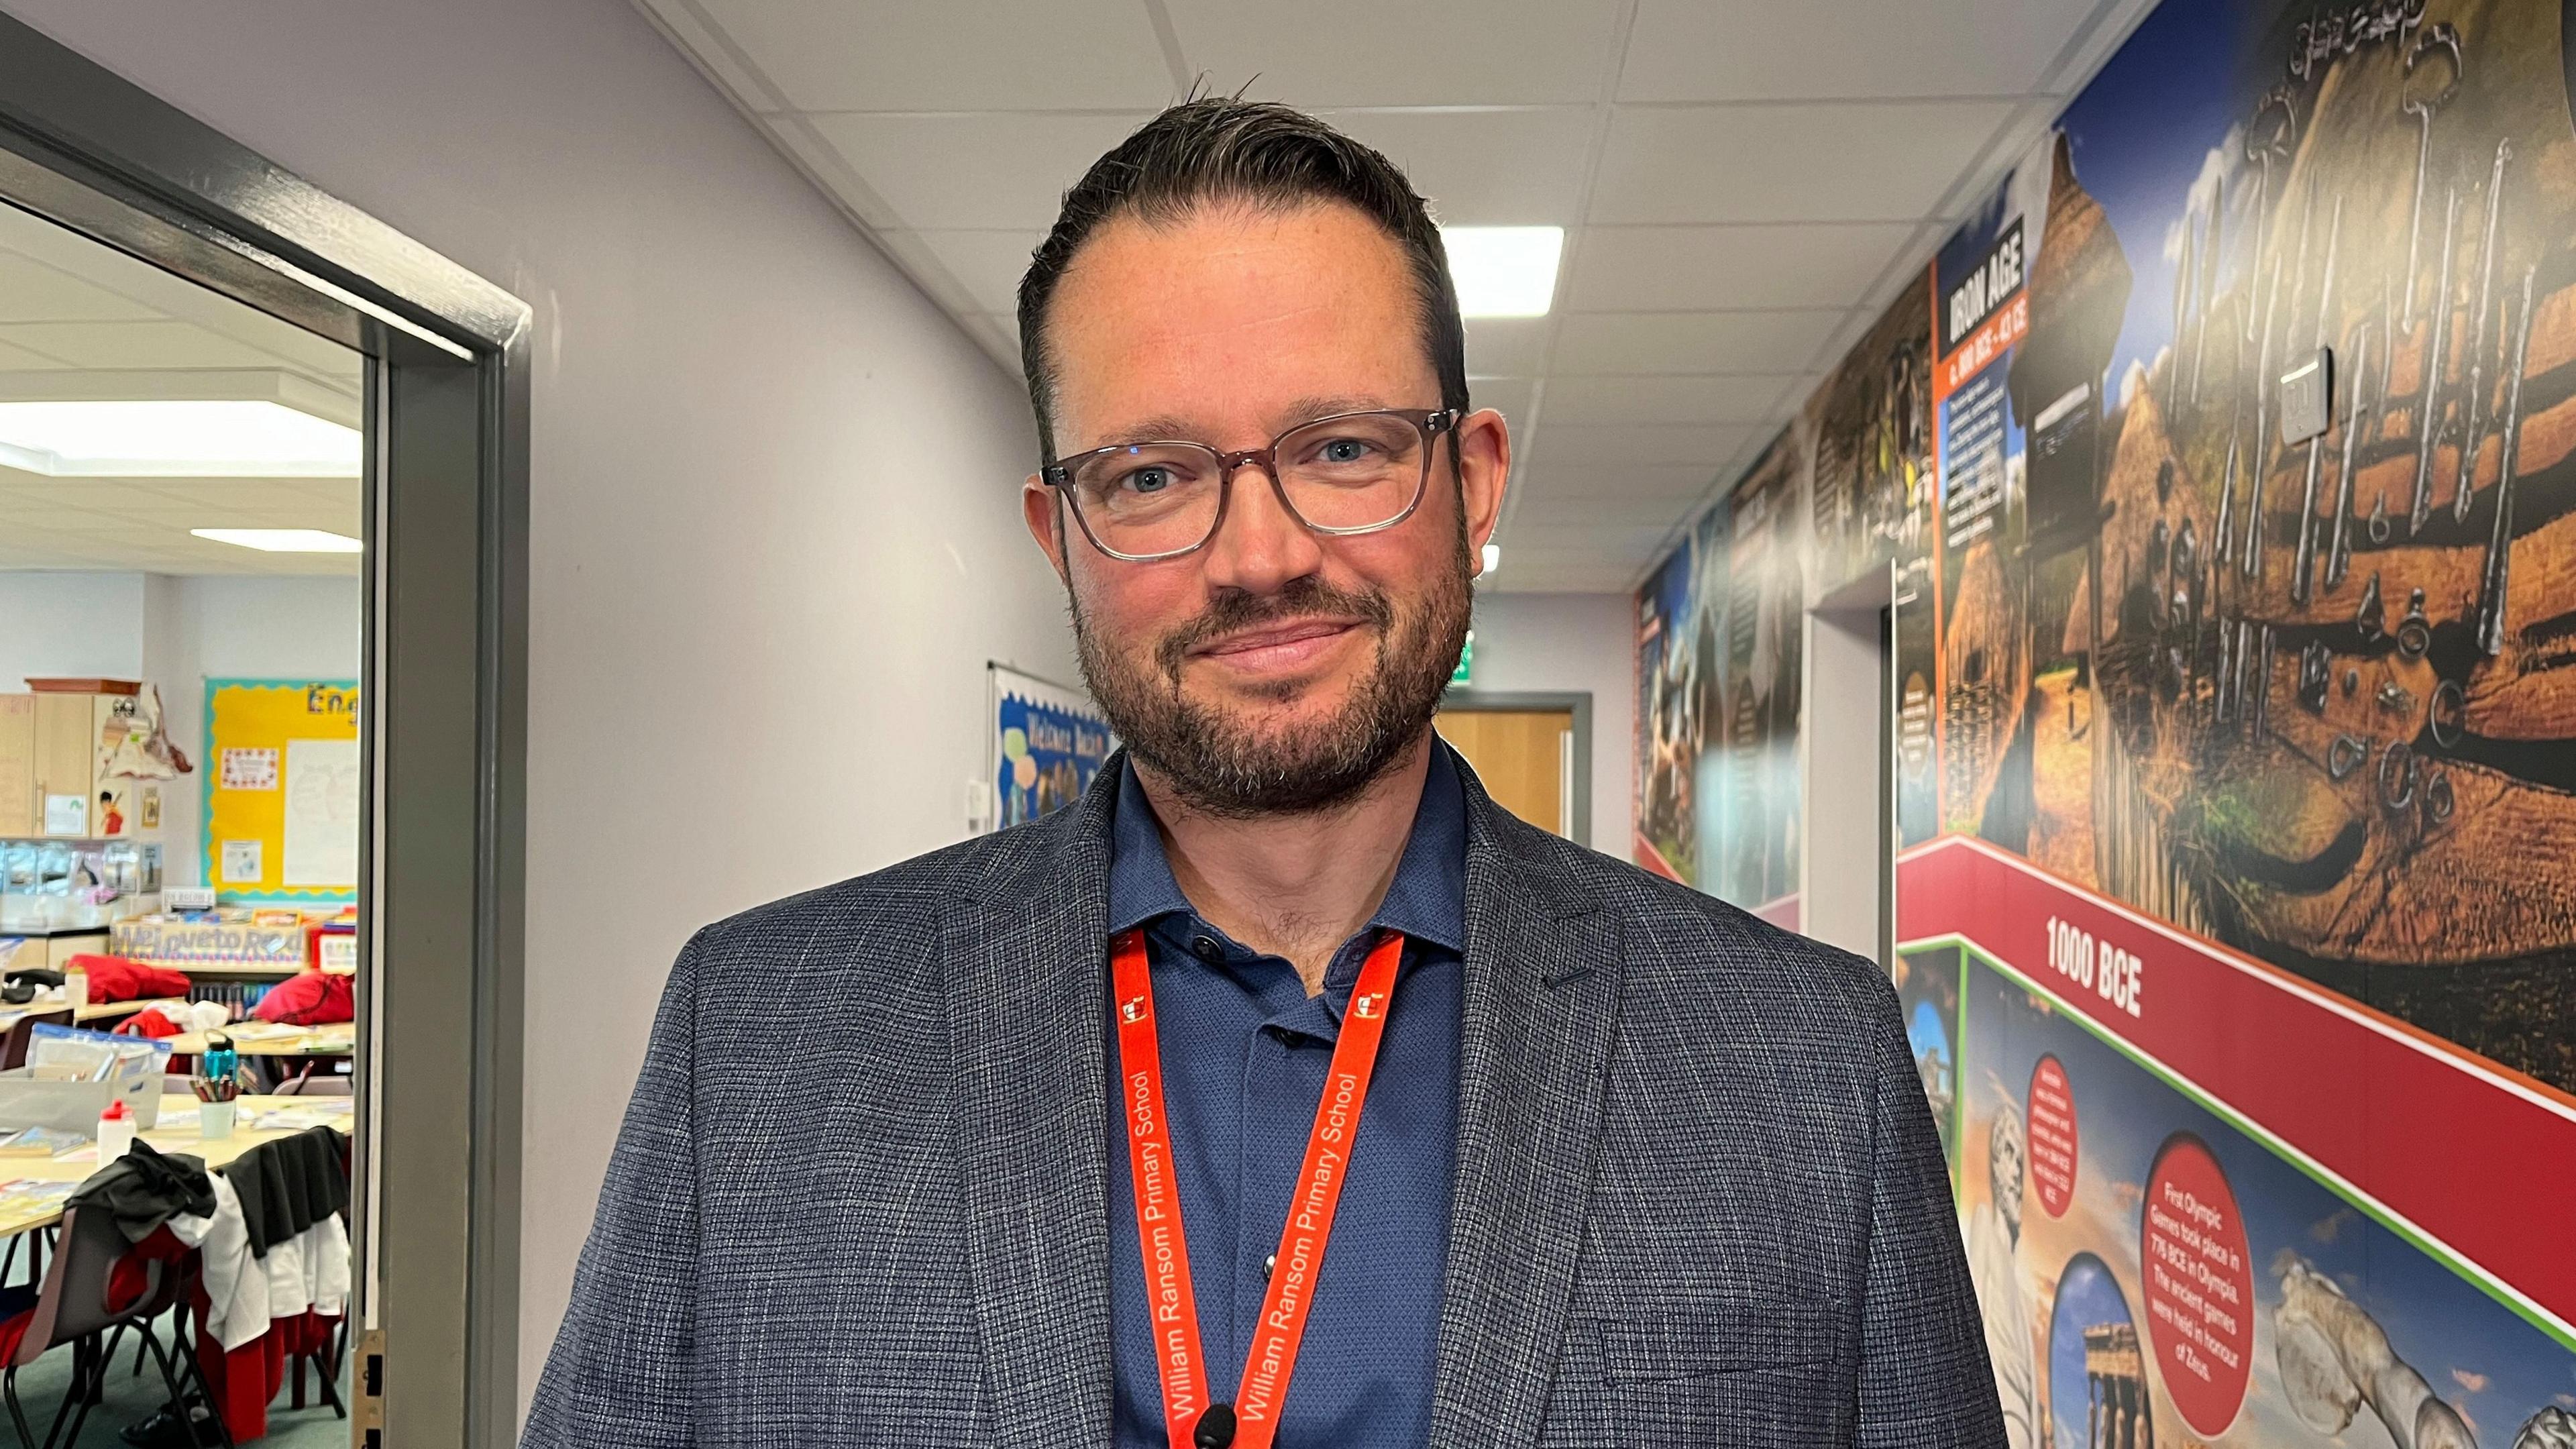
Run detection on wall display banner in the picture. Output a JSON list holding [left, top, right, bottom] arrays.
[[202, 680, 359, 902], [1637, 0, 2576, 1434], [985, 663, 1113, 832]]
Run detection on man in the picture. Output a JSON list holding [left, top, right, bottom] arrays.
[[525, 99, 1999, 1448], [1964, 1105, 2038, 1449]]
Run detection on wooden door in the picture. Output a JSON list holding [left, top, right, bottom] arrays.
[[1437, 708, 1573, 836]]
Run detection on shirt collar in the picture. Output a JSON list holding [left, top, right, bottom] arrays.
[[1105, 743, 1469, 955]]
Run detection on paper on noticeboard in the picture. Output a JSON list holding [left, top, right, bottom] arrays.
[[283, 738, 360, 888]]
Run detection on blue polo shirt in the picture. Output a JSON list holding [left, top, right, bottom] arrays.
[[1104, 751, 1466, 1448]]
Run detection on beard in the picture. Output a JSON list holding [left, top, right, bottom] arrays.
[[1070, 522, 1471, 820]]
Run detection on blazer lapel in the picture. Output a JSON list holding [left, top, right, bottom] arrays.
[[944, 766, 1120, 1446], [1428, 777, 1622, 1449]]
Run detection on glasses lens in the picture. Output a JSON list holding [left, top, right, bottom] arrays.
[[1275, 413, 1428, 530], [1068, 443, 1224, 557]]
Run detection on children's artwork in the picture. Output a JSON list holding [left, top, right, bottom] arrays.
[[203, 681, 359, 902], [986, 663, 1113, 831]]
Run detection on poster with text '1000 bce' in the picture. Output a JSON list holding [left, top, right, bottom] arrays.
[[1640, 0, 2576, 1442]]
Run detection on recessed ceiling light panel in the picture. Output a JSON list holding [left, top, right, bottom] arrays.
[[1441, 227, 1564, 319], [191, 528, 364, 553], [0, 400, 360, 478]]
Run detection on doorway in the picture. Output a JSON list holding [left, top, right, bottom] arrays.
[[0, 15, 532, 1444], [1435, 690, 1591, 845], [1803, 562, 1896, 965]]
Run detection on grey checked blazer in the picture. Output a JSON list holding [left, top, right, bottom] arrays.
[[523, 755, 2002, 1448]]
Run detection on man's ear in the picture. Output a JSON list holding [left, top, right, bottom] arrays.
[[1455, 409, 1510, 574], [1023, 476, 1071, 582]]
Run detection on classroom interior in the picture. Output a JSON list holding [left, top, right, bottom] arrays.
[[0, 0, 2571, 1442], [0, 193, 359, 1446]]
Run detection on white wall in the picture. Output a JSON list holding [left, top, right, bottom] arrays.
[[0, 570, 365, 885], [0, 0, 1077, 1411], [0, 572, 146, 686], [144, 574, 366, 887], [1464, 590, 1635, 857]]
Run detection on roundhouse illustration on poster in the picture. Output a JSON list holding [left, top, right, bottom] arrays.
[[986, 662, 1113, 830], [1639, 0, 2576, 1442]]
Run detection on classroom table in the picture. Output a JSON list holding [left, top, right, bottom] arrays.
[[0, 1095, 353, 1239], [164, 1023, 354, 1058], [74, 997, 184, 1024], [0, 996, 180, 1032]]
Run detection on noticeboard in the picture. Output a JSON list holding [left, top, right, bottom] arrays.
[[202, 679, 360, 902]]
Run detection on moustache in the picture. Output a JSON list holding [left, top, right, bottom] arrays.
[[1152, 579, 1396, 679]]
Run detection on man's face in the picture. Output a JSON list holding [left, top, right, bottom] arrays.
[[1024, 202, 1508, 816]]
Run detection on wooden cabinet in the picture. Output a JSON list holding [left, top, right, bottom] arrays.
[[0, 691, 158, 839], [0, 696, 30, 837]]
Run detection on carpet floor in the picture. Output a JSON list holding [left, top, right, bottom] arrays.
[[1, 1315, 349, 1447]]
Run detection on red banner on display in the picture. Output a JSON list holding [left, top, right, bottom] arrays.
[[2025, 1055, 2077, 1218], [2139, 1133, 2254, 1438], [1898, 835, 2576, 1332]]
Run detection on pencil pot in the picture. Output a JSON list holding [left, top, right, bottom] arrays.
[[199, 1099, 236, 1140]]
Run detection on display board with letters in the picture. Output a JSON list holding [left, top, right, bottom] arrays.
[[985, 663, 1113, 833], [202, 680, 360, 902]]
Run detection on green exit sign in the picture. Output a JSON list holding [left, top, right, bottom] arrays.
[[1450, 631, 1474, 686]]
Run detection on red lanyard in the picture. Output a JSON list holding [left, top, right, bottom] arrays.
[[1111, 925, 1405, 1449]]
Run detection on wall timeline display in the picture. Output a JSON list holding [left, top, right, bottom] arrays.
[[1635, 0, 2576, 1432]]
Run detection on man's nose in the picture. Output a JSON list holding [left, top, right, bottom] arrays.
[[1197, 460, 1324, 593]]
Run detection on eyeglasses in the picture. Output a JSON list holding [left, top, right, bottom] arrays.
[[1042, 408, 1457, 562]]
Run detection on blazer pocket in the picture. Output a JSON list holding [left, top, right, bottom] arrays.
[[1593, 1299, 1841, 1385]]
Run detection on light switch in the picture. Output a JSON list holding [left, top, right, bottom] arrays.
[[2278, 347, 2332, 445]]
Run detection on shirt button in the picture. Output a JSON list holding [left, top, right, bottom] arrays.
[[1263, 1253, 1275, 1281], [1190, 935, 1223, 962]]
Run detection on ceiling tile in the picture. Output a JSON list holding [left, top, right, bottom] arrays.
[[1468, 377, 1538, 431], [1589, 101, 2017, 223], [0, 257, 160, 325], [1525, 423, 1756, 470], [1551, 311, 1850, 375], [2044, 0, 2159, 94], [1541, 374, 1799, 427], [1511, 498, 1703, 533], [1465, 318, 1549, 378], [691, 0, 1173, 111], [806, 112, 1149, 230], [912, 231, 1046, 315], [1167, 0, 1627, 107], [0, 335, 72, 370], [1497, 523, 1685, 559], [1515, 462, 1727, 502], [0, 321, 278, 370], [1320, 108, 1597, 225], [1487, 565, 1640, 588], [763, 117, 902, 230], [1618, 0, 2102, 101], [1565, 223, 1921, 310]]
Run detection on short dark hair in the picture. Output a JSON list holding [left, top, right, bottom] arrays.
[[1015, 97, 1469, 462]]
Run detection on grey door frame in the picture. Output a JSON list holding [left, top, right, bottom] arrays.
[[1437, 688, 1593, 846], [0, 18, 531, 1446]]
